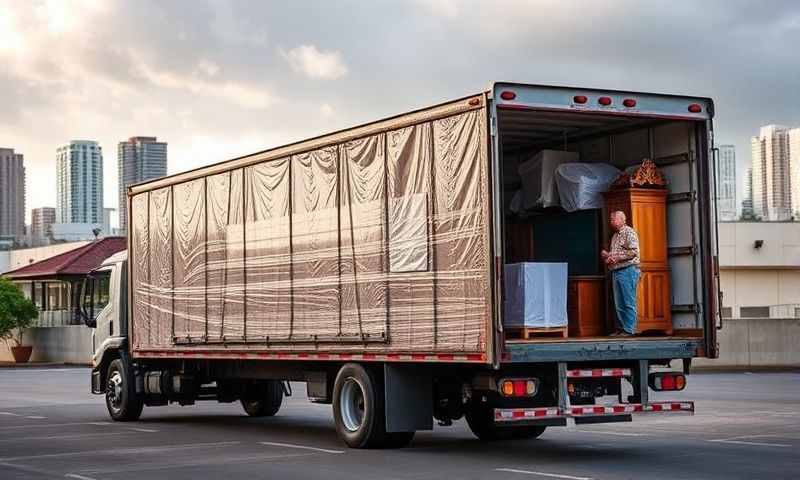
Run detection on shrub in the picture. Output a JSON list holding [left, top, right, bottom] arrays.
[[0, 277, 38, 347]]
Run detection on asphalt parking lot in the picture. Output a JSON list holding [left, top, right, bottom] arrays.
[[0, 367, 798, 480]]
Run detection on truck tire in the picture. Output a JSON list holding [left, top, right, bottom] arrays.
[[465, 400, 514, 441], [241, 380, 283, 417], [465, 400, 547, 441], [333, 363, 412, 449], [105, 358, 143, 421]]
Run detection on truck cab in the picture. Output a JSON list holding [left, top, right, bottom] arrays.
[[81, 250, 128, 397]]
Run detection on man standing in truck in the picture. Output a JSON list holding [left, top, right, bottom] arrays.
[[602, 211, 641, 336]]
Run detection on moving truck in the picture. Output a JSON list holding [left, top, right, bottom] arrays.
[[82, 82, 719, 448]]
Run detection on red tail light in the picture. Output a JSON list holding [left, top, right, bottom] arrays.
[[500, 91, 516, 101], [649, 373, 686, 391], [573, 95, 588, 104], [623, 99, 637, 108], [688, 103, 702, 113], [500, 378, 538, 397], [598, 96, 612, 106]]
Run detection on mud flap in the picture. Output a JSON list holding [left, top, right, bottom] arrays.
[[383, 364, 433, 433]]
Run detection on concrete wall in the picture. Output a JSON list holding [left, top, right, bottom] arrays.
[[693, 317, 800, 369], [720, 269, 800, 317], [0, 326, 92, 364], [718, 221, 800, 268]]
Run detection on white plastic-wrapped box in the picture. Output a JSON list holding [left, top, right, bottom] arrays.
[[555, 163, 621, 212], [517, 150, 578, 210], [503, 262, 568, 329]]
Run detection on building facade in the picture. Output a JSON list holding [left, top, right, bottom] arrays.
[[0, 147, 26, 245], [31, 207, 56, 246], [751, 125, 792, 221], [718, 221, 800, 318], [56, 141, 104, 225], [741, 167, 754, 220], [790, 128, 800, 219], [716, 144, 736, 221], [118, 136, 167, 233]]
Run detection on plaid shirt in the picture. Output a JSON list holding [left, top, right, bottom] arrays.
[[609, 225, 640, 271]]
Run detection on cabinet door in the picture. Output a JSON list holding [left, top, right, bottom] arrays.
[[636, 269, 672, 334]]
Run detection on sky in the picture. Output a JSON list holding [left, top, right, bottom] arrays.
[[1, 0, 799, 225]]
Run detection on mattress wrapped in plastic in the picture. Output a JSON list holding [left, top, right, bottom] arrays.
[[555, 163, 621, 212], [503, 262, 568, 329]]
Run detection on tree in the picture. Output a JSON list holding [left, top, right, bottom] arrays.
[[0, 277, 39, 347]]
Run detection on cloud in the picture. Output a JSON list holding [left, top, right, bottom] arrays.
[[320, 103, 334, 117], [280, 44, 348, 80]]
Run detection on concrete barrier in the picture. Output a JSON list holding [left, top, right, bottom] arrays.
[[692, 317, 800, 370], [0, 326, 92, 365]]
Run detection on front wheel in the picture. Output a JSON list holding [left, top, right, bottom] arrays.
[[105, 358, 143, 421]]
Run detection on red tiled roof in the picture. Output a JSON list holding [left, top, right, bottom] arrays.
[[3, 237, 126, 280]]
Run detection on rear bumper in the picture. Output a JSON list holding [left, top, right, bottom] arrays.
[[495, 401, 694, 426], [502, 338, 703, 363]]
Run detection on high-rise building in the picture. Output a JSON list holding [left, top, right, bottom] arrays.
[[31, 207, 56, 246], [0, 147, 26, 244], [716, 145, 736, 221], [56, 140, 104, 224], [751, 125, 792, 221], [741, 167, 755, 220], [790, 128, 800, 219], [102, 207, 115, 236], [118, 136, 167, 233]]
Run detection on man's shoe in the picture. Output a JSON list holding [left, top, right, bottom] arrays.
[[609, 331, 622, 337], [617, 331, 635, 337]]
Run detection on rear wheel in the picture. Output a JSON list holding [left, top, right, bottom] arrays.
[[241, 380, 284, 417], [465, 399, 546, 441], [105, 358, 143, 421], [332, 363, 414, 449]]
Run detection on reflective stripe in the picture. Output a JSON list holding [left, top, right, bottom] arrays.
[[494, 401, 694, 422]]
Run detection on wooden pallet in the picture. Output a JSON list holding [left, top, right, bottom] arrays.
[[505, 326, 568, 340]]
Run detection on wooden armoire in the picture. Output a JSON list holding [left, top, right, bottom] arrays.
[[603, 183, 673, 335]]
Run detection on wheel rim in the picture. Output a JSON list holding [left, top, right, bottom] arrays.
[[339, 377, 365, 432], [106, 371, 123, 413]]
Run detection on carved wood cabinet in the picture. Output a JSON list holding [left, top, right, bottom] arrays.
[[602, 187, 673, 335], [567, 275, 606, 337]]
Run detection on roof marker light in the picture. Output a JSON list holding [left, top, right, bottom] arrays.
[[598, 96, 612, 106], [623, 99, 637, 108], [688, 104, 702, 113], [573, 95, 588, 104], [500, 91, 516, 101]]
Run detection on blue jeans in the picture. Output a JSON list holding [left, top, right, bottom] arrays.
[[612, 265, 640, 334]]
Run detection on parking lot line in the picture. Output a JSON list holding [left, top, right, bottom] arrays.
[[259, 441, 345, 454], [0, 441, 241, 462], [708, 439, 791, 448], [495, 468, 593, 479], [65, 473, 98, 480]]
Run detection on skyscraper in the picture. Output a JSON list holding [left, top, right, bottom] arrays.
[[741, 167, 755, 220], [0, 147, 26, 244], [31, 207, 56, 246], [751, 125, 792, 221], [716, 145, 736, 221], [56, 141, 104, 224], [790, 128, 800, 219], [118, 136, 167, 233]]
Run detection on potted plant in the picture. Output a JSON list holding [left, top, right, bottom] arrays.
[[0, 277, 38, 363]]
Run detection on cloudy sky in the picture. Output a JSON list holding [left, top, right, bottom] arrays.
[[1, 0, 799, 224]]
